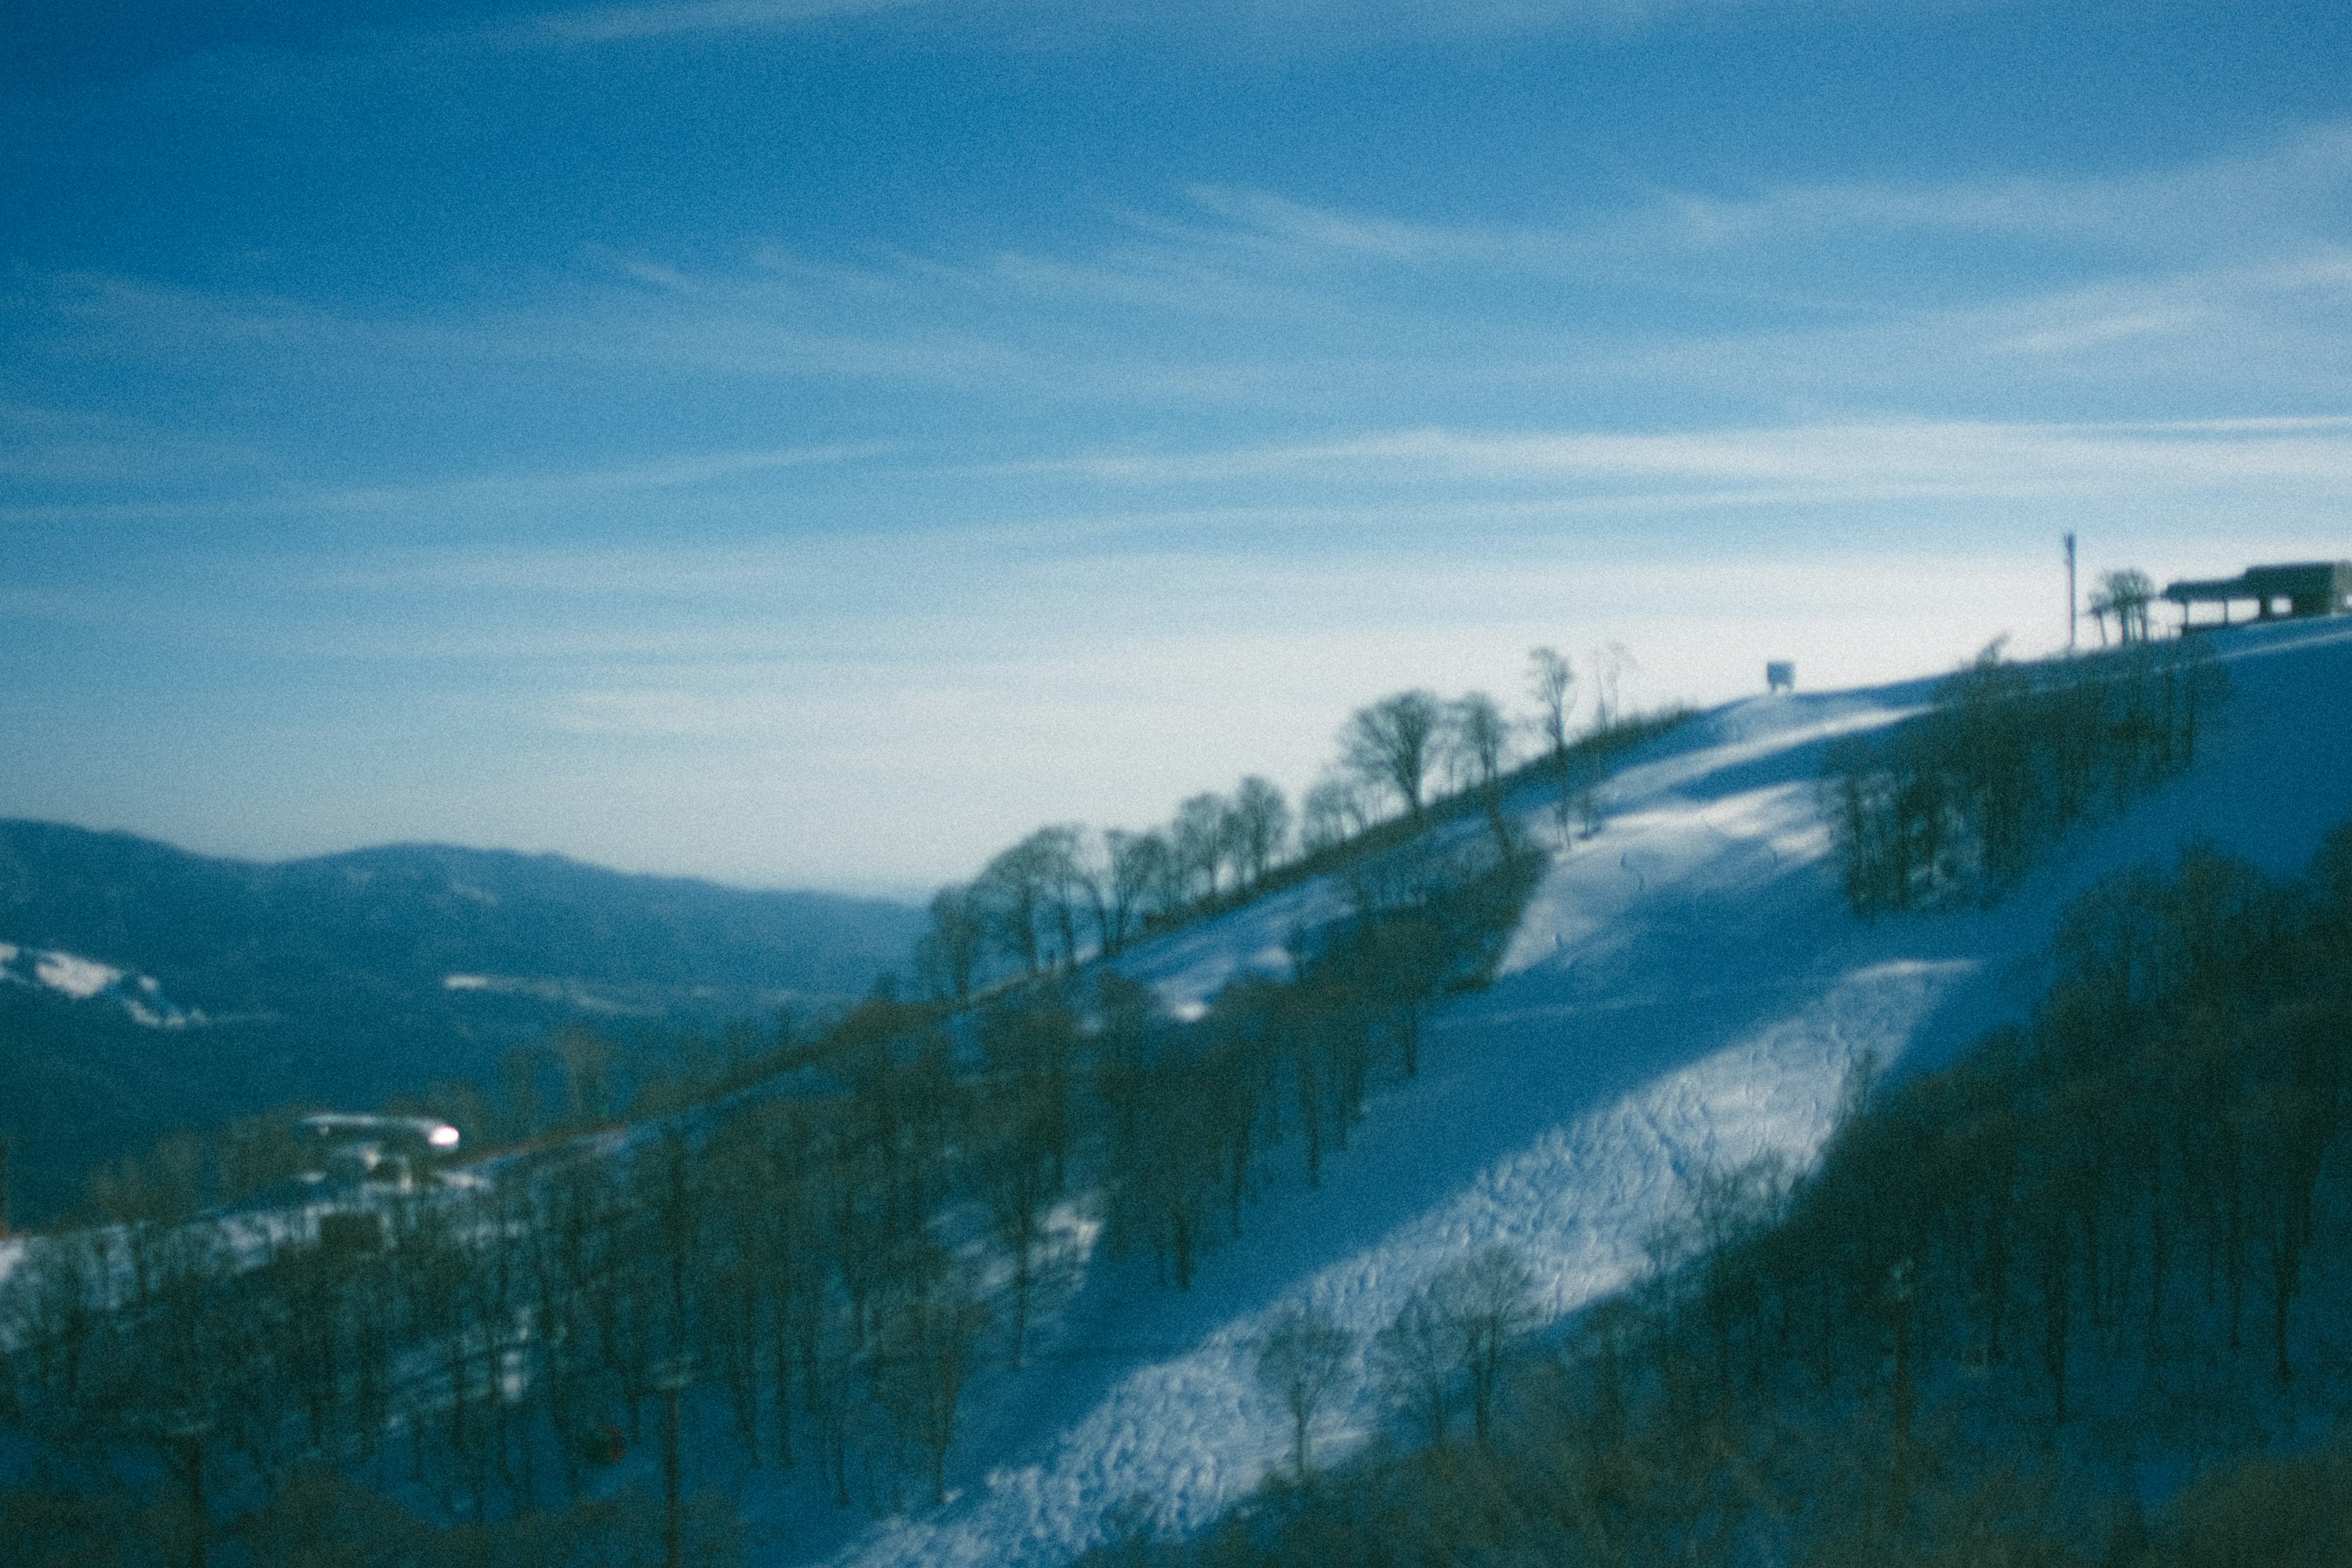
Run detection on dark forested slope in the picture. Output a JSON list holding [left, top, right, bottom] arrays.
[[0, 821, 921, 1223]]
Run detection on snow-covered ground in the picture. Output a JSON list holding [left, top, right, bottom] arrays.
[[0, 939, 200, 1028], [807, 617, 2352, 1568]]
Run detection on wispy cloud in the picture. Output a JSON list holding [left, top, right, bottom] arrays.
[[512, 0, 1964, 52], [533, 0, 937, 43], [1179, 187, 1477, 265], [1180, 123, 2352, 276], [0, 401, 287, 494], [12, 122, 2351, 559], [1973, 250, 2352, 353], [18, 121, 2346, 436], [1017, 416, 2352, 500], [302, 443, 894, 513], [0, 443, 891, 528]]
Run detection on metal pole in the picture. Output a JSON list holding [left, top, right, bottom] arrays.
[[2065, 532, 2078, 654]]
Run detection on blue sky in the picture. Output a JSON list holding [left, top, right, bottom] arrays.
[[5, 0, 2350, 894]]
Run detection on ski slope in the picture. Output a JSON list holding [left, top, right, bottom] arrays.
[[810, 617, 2352, 1568]]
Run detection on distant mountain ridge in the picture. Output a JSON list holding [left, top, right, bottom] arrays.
[[0, 821, 924, 1225]]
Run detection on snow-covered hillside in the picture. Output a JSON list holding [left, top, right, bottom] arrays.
[[12, 621, 2348, 1562], [0, 940, 199, 1028], [807, 617, 2352, 1568]]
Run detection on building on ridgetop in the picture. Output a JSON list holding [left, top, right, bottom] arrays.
[[2162, 561, 2352, 630]]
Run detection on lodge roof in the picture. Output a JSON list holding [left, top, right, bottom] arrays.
[[2163, 560, 2352, 605]]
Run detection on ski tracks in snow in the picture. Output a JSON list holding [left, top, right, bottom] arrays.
[[839, 958, 1972, 1568], [833, 697, 1967, 1568]]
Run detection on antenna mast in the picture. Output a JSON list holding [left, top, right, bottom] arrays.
[[2065, 532, 2078, 654]]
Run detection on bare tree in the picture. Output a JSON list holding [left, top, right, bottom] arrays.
[[1437, 1245, 1539, 1449], [1170, 794, 1227, 903], [1441, 692, 1518, 860], [1525, 646, 1576, 761], [1370, 1285, 1455, 1450], [2086, 584, 2113, 647], [1030, 825, 1094, 971], [1, 1231, 110, 1431], [1213, 799, 1253, 895], [640, 1129, 704, 1352], [1226, 777, 1292, 886], [916, 884, 985, 1003], [975, 831, 1067, 975], [2094, 568, 2156, 644], [1103, 829, 1174, 950], [1443, 692, 1513, 793], [1253, 1302, 1354, 1482], [554, 1025, 616, 1129], [1300, 774, 1375, 855], [968, 1076, 1059, 1368], [497, 1042, 552, 1145], [1340, 690, 1444, 825], [870, 1270, 990, 1505], [1588, 642, 1634, 731]]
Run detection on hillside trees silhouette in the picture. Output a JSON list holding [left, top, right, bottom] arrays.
[[916, 653, 1684, 1000], [914, 884, 985, 1003], [1341, 690, 1446, 826], [0, 623, 2148, 1563], [1525, 646, 1576, 763], [1227, 776, 1293, 887], [1299, 774, 1378, 854], [1367, 1246, 1541, 1456], [2089, 567, 2157, 646], [1254, 1303, 1354, 1483], [1101, 828, 1173, 957], [1170, 794, 1229, 904], [1713, 830, 2352, 1453], [1825, 636, 2228, 914]]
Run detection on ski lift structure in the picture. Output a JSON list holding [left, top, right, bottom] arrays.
[[2163, 560, 2352, 630]]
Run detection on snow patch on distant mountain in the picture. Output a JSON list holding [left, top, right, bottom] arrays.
[[442, 972, 662, 1016], [0, 943, 200, 1028], [34, 949, 118, 1000]]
